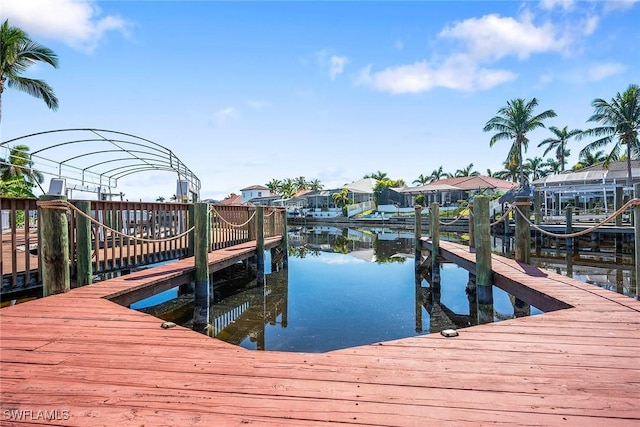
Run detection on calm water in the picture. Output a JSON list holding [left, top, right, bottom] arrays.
[[133, 225, 544, 353]]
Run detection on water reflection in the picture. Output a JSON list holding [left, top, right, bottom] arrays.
[[136, 225, 547, 352]]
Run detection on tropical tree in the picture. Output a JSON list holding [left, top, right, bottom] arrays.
[[0, 175, 35, 197], [578, 84, 640, 185], [294, 176, 307, 191], [412, 174, 430, 186], [331, 188, 350, 213], [0, 20, 59, 124], [279, 178, 297, 198], [544, 158, 562, 175], [364, 171, 388, 180], [414, 193, 426, 206], [266, 179, 281, 194], [0, 144, 43, 187], [538, 126, 582, 172], [307, 178, 323, 191], [573, 149, 608, 170], [523, 156, 547, 183], [484, 98, 557, 187], [428, 166, 451, 182], [454, 163, 479, 177]]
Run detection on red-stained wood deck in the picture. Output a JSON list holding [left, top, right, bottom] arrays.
[[1, 239, 639, 426]]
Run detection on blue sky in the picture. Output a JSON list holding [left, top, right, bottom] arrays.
[[2, 0, 639, 201]]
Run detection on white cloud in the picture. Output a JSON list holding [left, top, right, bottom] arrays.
[[584, 62, 627, 82], [247, 100, 270, 111], [314, 49, 349, 80], [2, 0, 128, 52], [213, 107, 239, 127], [438, 13, 569, 60], [329, 55, 349, 80], [357, 58, 517, 94], [603, 0, 639, 12], [540, 0, 575, 11]]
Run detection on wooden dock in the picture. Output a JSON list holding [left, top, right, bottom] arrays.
[[2, 239, 639, 426]]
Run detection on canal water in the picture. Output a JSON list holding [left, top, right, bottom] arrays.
[[133, 225, 548, 353]]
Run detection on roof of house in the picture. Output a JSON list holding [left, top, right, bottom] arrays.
[[240, 185, 269, 191], [400, 175, 517, 193], [219, 193, 243, 205], [532, 160, 640, 187], [343, 178, 377, 194]]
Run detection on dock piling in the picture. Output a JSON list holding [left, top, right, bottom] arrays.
[[414, 205, 422, 271], [256, 206, 265, 286], [515, 196, 531, 264], [634, 184, 640, 298], [429, 203, 440, 284], [75, 200, 93, 287], [473, 195, 492, 305], [39, 195, 71, 296], [193, 203, 210, 333]]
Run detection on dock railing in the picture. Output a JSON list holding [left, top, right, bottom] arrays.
[[2, 197, 286, 297]]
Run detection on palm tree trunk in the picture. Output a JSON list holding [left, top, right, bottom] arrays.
[[518, 142, 525, 186], [627, 143, 633, 186]]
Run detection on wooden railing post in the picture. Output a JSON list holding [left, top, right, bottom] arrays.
[[187, 204, 195, 257], [281, 209, 288, 268], [74, 200, 93, 287], [39, 195, 70, 297], [534, 190, 542, 225], [414, 205, 422, 271], [473, 195, 492, 292], [565, 205, 573, 252], [515, 196, 531, 264], [193, 202, 210, 333], [429, 202, 440, 283], [634, 184, 640, 299], [256, 206, 265, 286], [468, 203, 475, 250]]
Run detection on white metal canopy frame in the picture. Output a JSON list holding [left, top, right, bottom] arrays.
[[0, 128, 201, 200]]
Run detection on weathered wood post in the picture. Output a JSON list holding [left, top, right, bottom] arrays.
[[473, 195, 492, 309], [187, 204, 195, 257], [615, 185, 624, 253], [429, 202, 440, 283], [514, 196, 531, 264], [39, 195, 70, 297], [193, 202, 210, 333], [534, 190, 542, 225], [281, 209, 288, 268], [74, 200, 93, 287], [256, 206, 265, 286], [414, 205, 422, 271], [468, 203, 475, 250], [634, 183, 640, 298], [565, 205, 573, 252]]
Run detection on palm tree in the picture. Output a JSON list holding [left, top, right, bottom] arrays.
[[413, 174, 429, 186], [0, 20, 59, 124], [266, 179, 281, 195], [573, 149, 608, 170], [428, 166, 450, 182], [364, 171, 388, 180], [578, 84, 640, 185], [454, 163, 479, 177], [538, 126, 582, 172], [331, 188, 350, 213], [279, 178, 297, 198], [484, 98, 557, 187], [0, 144, 43, 185], [294, 176, 307, 191], [523, 156, 547, 183], [307, 179, 323, 191], [544, 158, 562, 174]]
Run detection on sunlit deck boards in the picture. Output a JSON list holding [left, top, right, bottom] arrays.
[[2, 240, 640, 426]]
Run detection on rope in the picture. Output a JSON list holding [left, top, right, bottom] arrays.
[[210, 206, 256, 228], [490, 203, 516, 227], [513, 198, 640, 238], [37, 200, 194, 243], [438, 213, 468, 226]]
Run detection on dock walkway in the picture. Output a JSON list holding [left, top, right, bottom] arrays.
[[1, 239, 639, 425]]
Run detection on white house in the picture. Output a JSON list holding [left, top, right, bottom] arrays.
[[240, 185, 272, 203]]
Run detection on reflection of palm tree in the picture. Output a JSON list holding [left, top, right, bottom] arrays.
[[333, 236, 350, 254]]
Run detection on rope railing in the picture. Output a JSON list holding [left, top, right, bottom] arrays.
[[210, 206, 256, 228], [37, 199, 193, 244], [513, 198, 640, 239], [489, 203, 518, 227]]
